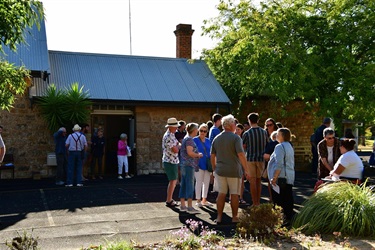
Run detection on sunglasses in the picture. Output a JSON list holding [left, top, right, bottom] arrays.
[[199, 130, 207, 133], [326, 137, 335, 140], [266, 124, 273, 127]]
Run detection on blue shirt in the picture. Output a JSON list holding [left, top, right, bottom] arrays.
[[209, 126, 220, 142], [193, 136, 211, 171], [54, 130, 67, 154]]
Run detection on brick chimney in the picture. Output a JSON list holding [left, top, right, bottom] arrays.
[[174, 24, 194, 59]]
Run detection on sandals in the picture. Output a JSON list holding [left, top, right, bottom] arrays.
[[239, 198, 247, 204], [165, 199, 179, 207]]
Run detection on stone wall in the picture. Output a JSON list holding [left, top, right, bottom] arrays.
[[135, 106, 216, 175], [0, 94, 55, 179]]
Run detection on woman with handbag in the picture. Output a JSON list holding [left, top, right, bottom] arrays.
[[193, 123, 213, 207], [268, 128, 295, 224]]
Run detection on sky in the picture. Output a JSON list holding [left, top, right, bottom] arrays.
[[41, 0, 221, 59]]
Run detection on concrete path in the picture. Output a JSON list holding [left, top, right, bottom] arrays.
[[0, 171, 342, 250]]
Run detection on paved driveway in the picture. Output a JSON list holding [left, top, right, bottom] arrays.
[[0, 171, 325, 250]]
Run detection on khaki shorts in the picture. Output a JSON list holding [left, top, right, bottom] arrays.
[[213, 172, 241, 195], [246, 161, 264, 178]]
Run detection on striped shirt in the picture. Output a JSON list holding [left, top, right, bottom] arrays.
[[242, 127, 268, 162]]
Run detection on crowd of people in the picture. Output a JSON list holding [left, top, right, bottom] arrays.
[[162, 114, 366, 225], [161, 113, 297, 224], [53, 123, 131, 187]]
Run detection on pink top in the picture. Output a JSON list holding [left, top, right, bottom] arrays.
[[117, 140, 127, 156]]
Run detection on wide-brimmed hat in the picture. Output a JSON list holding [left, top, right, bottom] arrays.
[[165, 118, 179, 128], [72, 124, 81, 131]]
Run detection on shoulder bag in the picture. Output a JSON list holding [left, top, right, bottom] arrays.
[[199, 139, 212, 172]]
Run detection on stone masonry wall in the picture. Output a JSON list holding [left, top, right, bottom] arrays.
[[0, 94, 55, 179], [135, 106, 215, 175]]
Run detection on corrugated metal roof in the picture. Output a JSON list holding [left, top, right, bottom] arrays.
[[48, 51, 231, 104], [2, 18, 230, 105], [1, 22, 50, 73]]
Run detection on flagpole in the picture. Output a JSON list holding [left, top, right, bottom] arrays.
[[129, 0, 133, 55]]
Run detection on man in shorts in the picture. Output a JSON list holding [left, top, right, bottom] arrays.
[[211, 114, 248, 223], [242, 113, 268, 206], [162, 117, 181, 207]]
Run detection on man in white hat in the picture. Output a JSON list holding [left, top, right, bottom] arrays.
[[162, 117, 180, 207], [65, 124, 88, 187]]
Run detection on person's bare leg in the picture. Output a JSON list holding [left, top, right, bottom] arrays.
[[187, 198, 193, 208], [249, 177, 257, 205], [180, 198, 186, 207], [167, 180, 177, 202], [216, 192, 226, 222], [230, 194, 240, 222], [256, 178, 262, 205], [240, 175, 245, 200]]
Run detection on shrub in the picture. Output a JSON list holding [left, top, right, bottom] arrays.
[[36, 82, 92, 132], [293, 181, 375, 237], [6, 230, 39, 250], [170, 219, 224, 249], [236, 203, 283, 239]]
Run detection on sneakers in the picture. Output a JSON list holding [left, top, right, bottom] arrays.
[[166, 199, 179, 207], [125, 175, 131, 179], [187, 207, 200, 214], [118, 176, 123, 179], [65, 184, 73, 187], [77, 184, 84, 187], [196, 202, 203, 208], [180, 206, 187, 212], [202, 201, 213, 207]]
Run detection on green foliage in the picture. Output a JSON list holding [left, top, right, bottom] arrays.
[[102, 241, 133, 250], [0, 0, 44, 111], [36, 82, 92, 132], [0, 1, 44, 53], [6, 230, 39, 250], [0, 61, 29, 110], [237, 203, 283, 239], [293, 181, 375, 237], [202, 0, 375, 123]]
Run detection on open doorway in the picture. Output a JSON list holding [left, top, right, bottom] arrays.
[[91, 114, 136, 177]]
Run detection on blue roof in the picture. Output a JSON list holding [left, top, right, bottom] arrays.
[[2, 18, 230, 105], [1, 21, 50, 73], [48, 51, 231, 104]]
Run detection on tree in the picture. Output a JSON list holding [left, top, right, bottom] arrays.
[[202, 0, 375, 124], [0, 1, 44, 110]]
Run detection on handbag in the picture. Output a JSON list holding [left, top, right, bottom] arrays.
[[199, 139, 212, 172], [206, 158, 213, 172], [369, 152, 375, 166], [277, 177, 287, 188], [127, 146, 132, 157]]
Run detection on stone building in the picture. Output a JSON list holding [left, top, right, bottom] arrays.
[[1, 22, 231, 179]]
